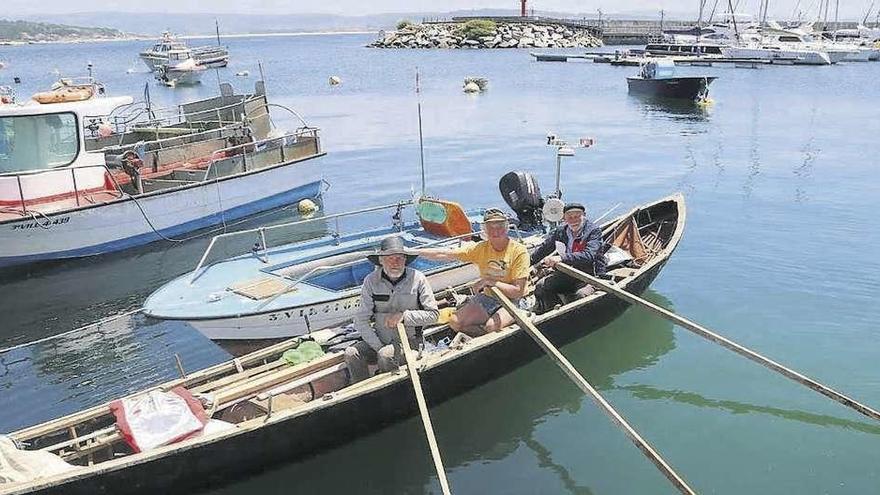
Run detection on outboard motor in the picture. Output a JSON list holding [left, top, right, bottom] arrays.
[[499, 171, 543, 229]]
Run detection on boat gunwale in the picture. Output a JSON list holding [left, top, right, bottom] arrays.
[[2, 194, 685, 495], [0, 151, 326, 227]]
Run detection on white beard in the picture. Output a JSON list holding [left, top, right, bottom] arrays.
[[383, 266, 405, 279]]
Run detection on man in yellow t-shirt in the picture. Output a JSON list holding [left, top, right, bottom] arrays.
[[418, 208, 529, 336]]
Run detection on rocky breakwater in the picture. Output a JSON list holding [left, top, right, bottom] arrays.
[[369, 20, 602, 49]]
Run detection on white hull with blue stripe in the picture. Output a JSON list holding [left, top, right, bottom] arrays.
[[143, 200, 545, 342], [0, 157, 323, 267]]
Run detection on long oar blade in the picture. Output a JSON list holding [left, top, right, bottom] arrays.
[[556, 262, 880, 423], [488, 287, 697, 495], [397, 323, 452, 495]]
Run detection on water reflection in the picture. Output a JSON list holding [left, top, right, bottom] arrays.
[[198, 290, 677, 495], [0, 204, 329, 348], [0, 315, 229, 433], [794, 106, 819, 203], [628, 94, 712, 126], [618, 384, 880, 436]]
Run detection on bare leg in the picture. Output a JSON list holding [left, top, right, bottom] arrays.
[[483, 308, 515, 333]]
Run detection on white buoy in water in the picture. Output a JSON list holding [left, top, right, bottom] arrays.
[[329, 75, 342, 86], [298, 199, 318, 215], [463, 81, 480, 93], [235, 70, 250, 77]]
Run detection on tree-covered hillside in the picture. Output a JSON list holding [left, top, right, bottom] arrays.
[[0, 19, 126, 42]]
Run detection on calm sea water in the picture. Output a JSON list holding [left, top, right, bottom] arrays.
[[2, 33, 880, 494]]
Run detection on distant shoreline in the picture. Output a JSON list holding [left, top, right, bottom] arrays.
[[0, 30, 377, 47], [182, 31, 376, 39]]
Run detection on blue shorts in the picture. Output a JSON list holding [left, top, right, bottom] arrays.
[[468, 293, 502, 316]]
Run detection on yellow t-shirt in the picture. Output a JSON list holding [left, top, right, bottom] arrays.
[[454, 240, 530, 284]]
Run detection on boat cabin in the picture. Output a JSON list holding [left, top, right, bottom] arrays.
[[0, 94, 134, 216], [638, 59, 676, 80]]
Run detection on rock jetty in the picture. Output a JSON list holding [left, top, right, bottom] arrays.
[[369, 20, 602, 49]]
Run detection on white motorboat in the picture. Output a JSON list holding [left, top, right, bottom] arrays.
[[142, 198, 493, 344], [720, 43, 832, 65], [155, 49, 207, 86], [0, 80, 325, 267]]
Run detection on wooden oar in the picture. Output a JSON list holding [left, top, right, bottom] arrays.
[[488, 287, 696, 495], [556, 262, 880, 423], [396, 323, 453, 495]]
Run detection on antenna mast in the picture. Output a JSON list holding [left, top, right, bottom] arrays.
[[416, 69, 426, 198]]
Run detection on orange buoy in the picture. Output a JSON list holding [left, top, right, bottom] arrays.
[[417, 198, 473, 238]]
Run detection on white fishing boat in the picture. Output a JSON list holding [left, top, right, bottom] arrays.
[[139, 31, 228, 71], [0, 80, 325, 267]]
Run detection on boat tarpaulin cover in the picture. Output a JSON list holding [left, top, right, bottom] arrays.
[[110, 386, 208, 453], [0, 435, 77, 485]]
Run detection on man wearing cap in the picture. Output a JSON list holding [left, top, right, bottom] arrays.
[[418, 208, 530, 336], [530, 202, 606, 313], [345, 236, 439, 383]]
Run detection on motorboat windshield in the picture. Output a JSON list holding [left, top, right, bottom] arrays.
[[0, 112, 79, 173]]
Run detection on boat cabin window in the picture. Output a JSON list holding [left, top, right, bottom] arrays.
[[778, 35, 802, 42], [0, 112, 79, 174]]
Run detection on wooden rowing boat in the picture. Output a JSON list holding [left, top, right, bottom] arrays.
[[0, 194, 684, 495]]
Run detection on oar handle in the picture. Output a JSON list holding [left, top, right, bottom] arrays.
[[555, 262, 880, 424]]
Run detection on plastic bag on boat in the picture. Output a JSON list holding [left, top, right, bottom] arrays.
[[282, 340, 325, 366], [110, 386, 208, 453], [0, 435, 77, 485]]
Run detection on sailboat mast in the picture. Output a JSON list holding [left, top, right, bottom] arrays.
[[862, 1, 874, 25], [215, 19, 221, 46], [728, 0, 741, 40], [697, 0, 705, 38], [760, 0, 769, 27], [708, 0, 720, 23]]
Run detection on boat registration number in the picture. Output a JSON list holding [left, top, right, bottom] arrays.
[[267, 297, 361, 321], [11, 216, 71, 230]]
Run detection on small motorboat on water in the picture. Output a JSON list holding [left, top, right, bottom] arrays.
[[0, 185, 685, 495], [155, 49, 206, 86], [144, 197, 492, 349], [0, 79, 326, 267], [626, 59, 716, 101]]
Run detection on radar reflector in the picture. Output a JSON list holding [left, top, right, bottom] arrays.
[[542, 197, 565, 222]]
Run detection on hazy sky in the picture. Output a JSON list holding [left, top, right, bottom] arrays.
[[7, 0, 874, 20]]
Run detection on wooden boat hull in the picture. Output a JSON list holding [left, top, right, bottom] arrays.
[[626, 76, 716, 100], [7, 196, 684, 495]]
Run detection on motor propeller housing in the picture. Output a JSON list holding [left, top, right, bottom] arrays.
[[499, 171, 544, 229]]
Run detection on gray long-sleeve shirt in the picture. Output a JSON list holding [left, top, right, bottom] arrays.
[[354, 266, 439, 351]]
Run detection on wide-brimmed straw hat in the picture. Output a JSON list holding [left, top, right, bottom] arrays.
[[366, 236, 419, 266]]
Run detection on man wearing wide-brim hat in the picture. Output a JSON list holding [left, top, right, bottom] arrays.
[[530, 202, 606, 313], [346, 236, 439, 383], [417, 207, 530, 337]]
